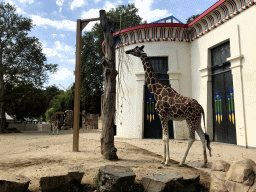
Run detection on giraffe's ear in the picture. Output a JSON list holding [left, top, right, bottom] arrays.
[[140, 45, 145, 51]]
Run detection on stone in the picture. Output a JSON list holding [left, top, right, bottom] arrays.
[[226, 158, 256, 185], [210, 158, 256, 192], [211, 160, 231, 172], [225, 180, 250, 192], [0, 172, 30, 192], [142, 172, 200, 192], [98, 165, 136, 192], [210, 172, 228, 192], [40, 171, 84, 192], [210, 160, 230, 192]]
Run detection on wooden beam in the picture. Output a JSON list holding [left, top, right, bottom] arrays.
[[81, 17, 100, 22]]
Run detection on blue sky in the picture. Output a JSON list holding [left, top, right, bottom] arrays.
[[3, 0, 218, 90]]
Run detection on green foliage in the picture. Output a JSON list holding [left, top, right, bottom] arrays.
[[45, 107, 55, 123], [4, 82, 48, 120], [79, 4, 145, 114], [45, 86, 74, 122], [107, 3, 147, 32], [0, 2, 58, 87], [0, 2, 58, 127], [186, 14, 200, 24]]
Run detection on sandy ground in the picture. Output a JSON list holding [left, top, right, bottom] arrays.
[[1, 129, 255, 191]]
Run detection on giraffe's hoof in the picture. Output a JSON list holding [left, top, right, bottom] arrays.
[[201, 164, 207, 168], [164, 162, 170, 166], [178, 163, 184, 167]]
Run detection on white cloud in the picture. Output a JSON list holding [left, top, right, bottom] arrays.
[[54, 41, 75, 53], [56, 0, 64, 6], [56, 0, 64, 12], [130, 0, 169, 23], [52, 34, 57, 38], [52, 68, 74, 80], [19, 0, 34, 4], [94, 0, 100, 3], [31, 15, 76, 31], [81, 8, 101, 31], [70, 0, 88, 10], [81, 1, 118, 31], [60, 34, 66, 38], [41, 42, 47, 48], [43, 48, 58, 57], [196, 9, 201, 13]]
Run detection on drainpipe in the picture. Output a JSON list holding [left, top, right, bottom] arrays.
[[237, 25, 248, 148]]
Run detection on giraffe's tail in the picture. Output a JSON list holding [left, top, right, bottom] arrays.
[[202, 111, 212, 157]]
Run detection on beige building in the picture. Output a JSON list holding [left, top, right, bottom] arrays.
[[110, 0, 256, 148]]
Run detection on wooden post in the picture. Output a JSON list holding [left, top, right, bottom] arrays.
[[100, 10, 118, 160], [73, 17, 100, 151]]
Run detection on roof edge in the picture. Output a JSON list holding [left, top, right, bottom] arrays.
[[188, 0, 229, 27], [113, 23, 188, 36]]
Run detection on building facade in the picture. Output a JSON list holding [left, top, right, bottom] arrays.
[[109, 0, 256, 148]]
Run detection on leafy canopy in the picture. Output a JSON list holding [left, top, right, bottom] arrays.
[[0, 2, 58, 88]]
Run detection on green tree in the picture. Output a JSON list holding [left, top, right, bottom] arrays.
[[43, 85, 62, 108], [80, 4, 146, 115], [186, 14, 200, 24], [0, 2, 58, 131], [45, 86, 74, 122], [4, 82, 47, 121]]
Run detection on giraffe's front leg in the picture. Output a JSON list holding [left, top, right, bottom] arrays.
[[164, 137, 170, 166]]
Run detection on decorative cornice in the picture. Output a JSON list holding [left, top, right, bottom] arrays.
[[102, 0, 255, 51]]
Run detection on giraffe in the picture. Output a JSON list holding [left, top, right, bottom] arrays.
[[125, 45, 211, 167], [50, 112, 65, 135]]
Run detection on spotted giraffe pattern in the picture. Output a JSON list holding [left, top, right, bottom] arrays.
[[125, 45, 211, 167]]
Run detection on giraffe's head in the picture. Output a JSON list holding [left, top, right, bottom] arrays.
[[125, 45, 145, 57]]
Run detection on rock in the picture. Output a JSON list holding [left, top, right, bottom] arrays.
[[40, 171, 84, 192], [0, 172, 30, 192], [211, 160, 231, 172], [226, 158, 256, 185], [210, 158, 256, 192], [142, 172, 200, 192], [98, 165, 136, 192], [225, 180, 250, 192], [210, 160, 230, 192]]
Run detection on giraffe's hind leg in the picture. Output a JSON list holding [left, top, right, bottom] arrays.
[[196, 125, 208, 168], [179, 124, 195, 167]]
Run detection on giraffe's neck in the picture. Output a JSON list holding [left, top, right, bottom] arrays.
[[140, 54, 159, 93]]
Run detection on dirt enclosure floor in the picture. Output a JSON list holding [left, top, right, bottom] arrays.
[[0, 129, 211, 191]]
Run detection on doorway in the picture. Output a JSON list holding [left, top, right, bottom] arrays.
[[211, 42, 237, 144]]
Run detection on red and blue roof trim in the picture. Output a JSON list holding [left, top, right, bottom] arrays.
[[102, 0, 255, 50]]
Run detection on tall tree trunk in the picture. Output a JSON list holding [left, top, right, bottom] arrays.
[[0, 43, 5, 133], [100, 10, 118, 160]]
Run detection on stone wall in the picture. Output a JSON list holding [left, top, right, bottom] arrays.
[[8, 123, 51, 132]]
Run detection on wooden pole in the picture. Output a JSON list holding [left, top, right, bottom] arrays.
[[73, 19, 82, 151], [73, 18, 100, 152]]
